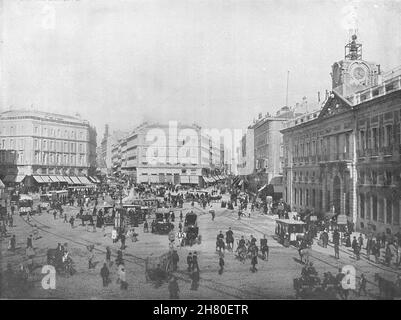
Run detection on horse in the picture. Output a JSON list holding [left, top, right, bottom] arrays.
[[76, 213, 94, 226], [236, 245, 247, 263], [299, 247, 311, 265]]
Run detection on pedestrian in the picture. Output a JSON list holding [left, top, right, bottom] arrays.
[[321, 230, 328, 248], [171, 250, 179, 271], [100, 263, 110, 287], [237, 209, 241, 220], [120, 232, 126, 250], [260, 235, 269, 260], [26, 235, 33, 249], [333, 229, 340, 259], [118, 264, 128, 290], [187, 252, 193, 272], [358, 274, 367, 297], [8, 234, 16, 252], [192, 251, 199, 271], [178, 222, 182, 233], [366, 237, 372, 259], [143, 221, 149, 233], [358, 233, 364, 249], [218, 253, 225, 275], [8, 215, 13, 227], [250, 254, 258, 273], [180, 211, 183, 222], [116, 249, 124, 266], [53, 210, 57, 220], [385, 244, 393, 266], [63, 213, 68, 223], [374, 240, 381, 264], [352, 236, 360, 260], [112, 228, 117, 243], [88, 247, 95, 269], [168, 276, 180, 299], [106, 246, 111, 265]]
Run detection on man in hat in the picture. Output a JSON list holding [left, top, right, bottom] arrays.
[[187, 252, 193, 272], [192, 251, 199, 272], [100, 263, 110, 287]]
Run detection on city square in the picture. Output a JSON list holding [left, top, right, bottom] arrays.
[[1, 0, 401, 300]]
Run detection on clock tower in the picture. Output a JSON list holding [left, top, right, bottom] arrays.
[[331, 34, 380, 98]]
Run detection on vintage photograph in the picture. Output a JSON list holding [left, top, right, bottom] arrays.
[[0, 0, 401, 301]]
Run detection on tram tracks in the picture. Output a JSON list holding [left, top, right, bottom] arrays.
[[19, 213, 266, 299]]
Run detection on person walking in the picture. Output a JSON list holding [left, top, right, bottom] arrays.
[[26, 235, 33, 249], [88, 247, 95, 269], [187, 252, 193, 272], [69, 216, 75, 228], [352, 236, 359, 260], [333, 229, 340, 259], [53, 210, 57, 220], [168, 276, 180, 299], [120, 232, 126, 250], [118, 264, 128, 290], [9, 234, 16, 252], [192, 252, 199, 272], [64, 213, 68, 223], [385, 243, 393, 266], [218, 253, 225, 275], [106, 246, 111, 266], [171, 250, 179, 271], [358, 274, 367, 297], [260, 235, 269, 260], [374, 240, 381, 264], [8, 215, 13, 228], [250, 254, 258, 273], [321, 230, 328, 248], [100, 263, 110, 287]]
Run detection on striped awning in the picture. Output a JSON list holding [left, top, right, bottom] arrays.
[[32, 175, 46, 183], [77, 176, 92, 185], [70, 176, 82, 184], [40, 176, 51, 183], [63, 176, 74, 184], [48, 176, 59, 183], [0, 178, 5, 188]]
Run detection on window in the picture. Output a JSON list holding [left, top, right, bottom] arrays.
[[372, 128, 378, 149], [360, 194, 365, 219], [372, 194, 378, 221], [360, 130, 365, 149], [386, 198, 392, 224], [385, 125, 393, 146]]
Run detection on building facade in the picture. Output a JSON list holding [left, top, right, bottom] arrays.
[[0, 109, 97, 183], [282, 35, 401, 234], [111, 122, 223, 185]]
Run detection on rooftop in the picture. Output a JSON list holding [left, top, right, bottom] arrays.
[[0, 109, 90, 125]]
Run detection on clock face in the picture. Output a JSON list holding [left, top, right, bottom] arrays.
[[350, 63, 368, 83]]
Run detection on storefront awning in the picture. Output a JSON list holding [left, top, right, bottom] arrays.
[[88, 176, 98, 183], [0, 178, 5, 188], [63, 176, 74, 184], [3, 175, 26, 183], [48, 176, 59, 183], [55, 176, 66, 183], [40, 176, 51, 183], [77, 176, 92, 185], [32, 175, 46, 183], [70, 176, 82, 184]]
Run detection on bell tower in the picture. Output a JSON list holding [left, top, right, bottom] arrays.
[[331, 34, 380, 98]]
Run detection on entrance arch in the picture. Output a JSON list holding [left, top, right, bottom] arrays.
[[333, 176, 341, 215]]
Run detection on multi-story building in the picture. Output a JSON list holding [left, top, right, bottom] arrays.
[[111, 122, 223, 185], [100, 124, 128, 174], [0, 109, 97, 185], [281, 35, 401, 234], [237, 128, 255, 176]]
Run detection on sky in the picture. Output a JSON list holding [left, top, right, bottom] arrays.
[[1, 0, 401, 143]]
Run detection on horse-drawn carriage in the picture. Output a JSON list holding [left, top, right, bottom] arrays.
[[274, 219, 306, 247], [183, 212, 200, 246], [293, 271, 339, 299], [151, 212, 174, 234], [46, 246, 76, 276], [145, 252, 173, 285]]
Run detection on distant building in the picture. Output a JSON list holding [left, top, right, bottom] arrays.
[[0, 109, 97, 186], [100, 124, 128, 174], [110, 122, 225, 186]]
